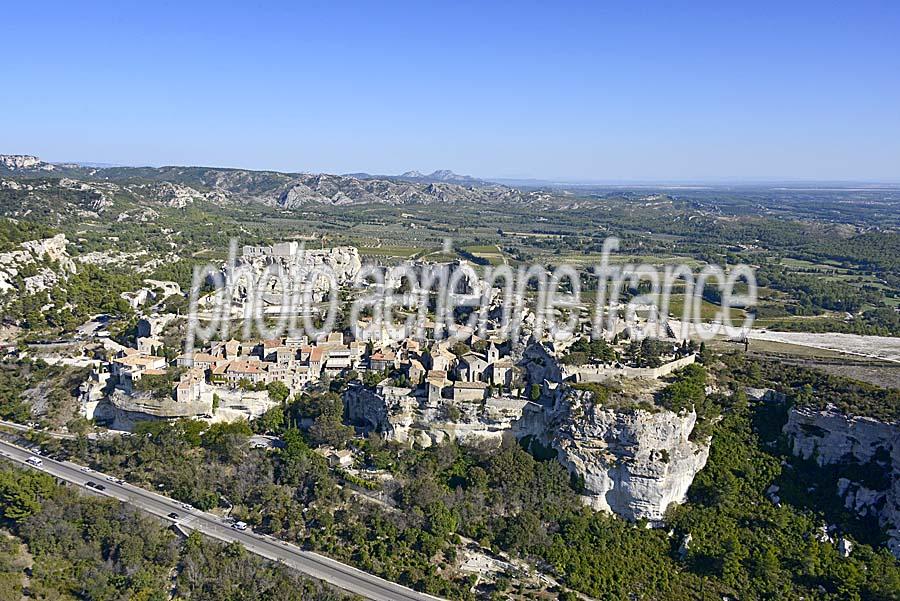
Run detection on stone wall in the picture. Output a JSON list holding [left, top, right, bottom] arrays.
[[564, 353, 696, 383]]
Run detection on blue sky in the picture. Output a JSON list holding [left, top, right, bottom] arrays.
[[2, 1, 899, 181]]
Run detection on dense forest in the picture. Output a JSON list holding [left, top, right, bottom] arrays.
[[0, 464, 347, 601]]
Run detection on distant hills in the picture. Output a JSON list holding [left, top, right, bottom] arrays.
[[343, 169, 487, 186], [0, 154, 550, 208]]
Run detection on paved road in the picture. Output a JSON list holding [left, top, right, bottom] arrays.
[[0, 438, 443, 601]]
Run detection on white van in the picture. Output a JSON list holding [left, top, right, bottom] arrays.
[[26, 456, 43, 467]]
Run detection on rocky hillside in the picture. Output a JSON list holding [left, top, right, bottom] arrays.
[[783, 404, 900, 558], [347, 169, 489, 186], [0, 233, 75, 297], [0, 154, 56, 171], [276, 173, 543, 207], [0, 154, 550, 208]]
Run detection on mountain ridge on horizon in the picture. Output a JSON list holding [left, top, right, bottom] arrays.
[[3, 153, 899, 190]]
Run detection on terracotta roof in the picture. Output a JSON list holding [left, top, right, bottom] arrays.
[[211, 361, 231, 375], [227, 361, 262, 374]]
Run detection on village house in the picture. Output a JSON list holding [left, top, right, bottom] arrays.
[[452, 380, 489, 403], [275, 347, 296, 364], [322, 448, 354, 468], [426, 369, 449, 403], [110, 353, 167, 392], [369, 350, 397, 372], [457, 352, 489, 382], [136, 336, 163, 355], [405, 358, 426, 385], [429, 345, 456, 372], [489, 357, 517, 387], [309, 347, 326, 376], [223, 360, 265, 385], [175, 368, 208, 403], [176, 352, 220, 370]]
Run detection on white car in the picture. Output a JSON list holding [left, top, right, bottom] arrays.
[[106, 475, 116, 481], [80, 466, 92, 473], [181, 503, 193, 511], [232, 521, 248, 531]]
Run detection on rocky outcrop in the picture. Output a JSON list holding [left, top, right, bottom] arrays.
[[230, 245, 361, 307], [344, 382, 537, 448], [58, 178, 115, 211], [121, 279, 183, 309], [783, 405, 900, 558], [126, 181, 206, 207], [553, 390, 711, 523], [346, 371, 711, 523], [0, 155, 53, 171], [0, 233, 76, 295]]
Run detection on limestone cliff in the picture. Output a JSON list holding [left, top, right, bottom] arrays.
[[344, 382, 538, 448], [230, 245, 361, 305], [553, 390, 711, 523], [0, 233, 76, 296], [0, 155, 53, 171], [783, 405, 900, 558], [346, 375, 711, 522]]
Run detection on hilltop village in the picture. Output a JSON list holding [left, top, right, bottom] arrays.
[[72, 244, 709, 523]]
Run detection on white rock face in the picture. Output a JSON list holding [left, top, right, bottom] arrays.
[[783, 405, 900, 558], [58, 178, 115, 211], [553, 391, 710, 522], [121, 279, 183, 309], [0, 234, 76, 295], [0, 155, 52, 170], [229, 245, 361, 307], [345, 382, 535, 447], [126, 181, 206, 208]]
